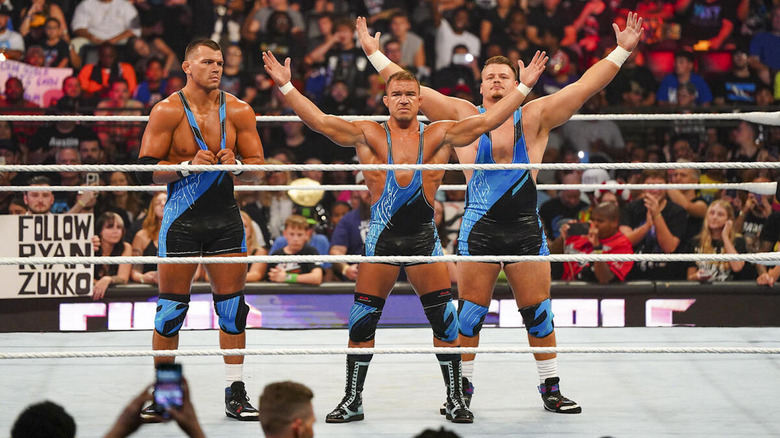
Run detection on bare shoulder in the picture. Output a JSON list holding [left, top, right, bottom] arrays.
[[521, 97, 546, 129], [224, 93, 257, 124], [149, 94, 184, 122]]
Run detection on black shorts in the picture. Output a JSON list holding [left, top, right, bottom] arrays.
[[458, 213, 549, 263], [161, 203, 245, 257], [366, 221, 443, 266]]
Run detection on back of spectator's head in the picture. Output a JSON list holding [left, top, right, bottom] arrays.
[[414, 427, 462, 438], [258, 381, 315, 437], [12, 401, 76, 438]]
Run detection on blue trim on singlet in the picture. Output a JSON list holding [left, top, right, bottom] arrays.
[[159, 91, 227, 257], [364, 121, 432, 256], [459, 107, 533, 254]]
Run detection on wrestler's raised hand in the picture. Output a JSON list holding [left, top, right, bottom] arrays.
[[262, 51, 291, 87], [216, 148, 237, 166], [517, 50, 548, 89], [356, 16, 381, 56], [614, 12, 644, 52], [191, 149, 217, 173]]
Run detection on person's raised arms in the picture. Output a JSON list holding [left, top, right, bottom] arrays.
[[262, 51, 368, 148]]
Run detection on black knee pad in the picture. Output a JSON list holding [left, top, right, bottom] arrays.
[[519, 298, 554, 338], [348, 293, 385, 343], [154, 294, 191, 337], [420, 289, 458, 342], [458, 299, 489, 337], [213, 291, 249, 335]]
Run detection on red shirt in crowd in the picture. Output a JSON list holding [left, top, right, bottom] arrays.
[[563, 231, 634, 282]]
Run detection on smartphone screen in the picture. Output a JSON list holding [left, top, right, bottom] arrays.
[[568, 222, 590, 236], [85, 172, 99, 185], [154, 363, 183, 417]]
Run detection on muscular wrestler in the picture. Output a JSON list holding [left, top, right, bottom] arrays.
[[135, 38, 265, 421], [262, 49, 546, 423], [358, 14, 644, 414]]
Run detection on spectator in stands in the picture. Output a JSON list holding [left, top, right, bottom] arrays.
[[526, 0, 575, 48], [0, 4, 25, 60], [96, 171, 143, 227], [667, 166, 709, 242], [56, 76, 97, 111], [78, 135, 105, 164], [330, 183, 371, 281], [29, 97, 95, 164], [133, 58, 168, 108], [126, 36, 178, 81], [220, 44, 252, 101], [685, 200, 747, 281], [95, 79, 144, 162], [748, 5, 780, 82], [23, 44, 46, 67], [620, 169, 688, 280], [555, 202, 634, 284], [606, 50, 657, 107], [258, 10, 306, 66], [306, 17, 373, 101], [714, 49, 763, 106], [131, 191, 165, 286], [18, 0, 69, 47], [0, 77, 38, 110], [7, 194, 28, 214], [733, 178, 772, 254], [258, 381, 315, 438], [40, 18, 74, 68], [77, 43, 138, 98], [380, 13, 426, 73], [568, 0, 618, 63], [560, 91, 626, 161], [208, 0, 246, 48], [242, 0, 305, 44], [536, 29, 580, 96], [433, 6, 480, 71], [731, 121, 769, 162], [305, 12, 334, 55], [503, 10, 532, 59], [657, 50, 713, 106], [12, 401, 75, 438], [69, 0, 141, 56], [755, 84, 775, 107], [676, 0, 736, 50], [241, 210, 269, 282], [698, 142, 729, 202], [327, 200, 351, 238], [540, 172, 589, 240], [433, 44, 479, 100], [91, 211, 132, 300], [266, 215, 324, 285], [23, 175, 55, 214], [480, 0, 517, 48], [319, 78, 366, 115]]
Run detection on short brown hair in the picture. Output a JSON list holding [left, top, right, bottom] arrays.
[[386, 70, 420, 93], [483, 56, 518, 81], [284, 214, 310, 230], [641, 169, 668, 182], [184, 38, 221, 60], [259, 381, 314, 435]]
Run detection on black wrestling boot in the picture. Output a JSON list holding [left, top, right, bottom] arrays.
[[326, 354, 372, 423], [539, 377, 581, 414], [438, 354, 474, 423], [439, 377, 474, 415], [225, 381, 259, 421]]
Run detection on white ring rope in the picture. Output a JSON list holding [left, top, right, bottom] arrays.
[[5, 253, 780, 265], [6, 161, 780, 172], [1, 346, 778, 360], [0, 111, 778, 125], [9, 182, 778, 195]]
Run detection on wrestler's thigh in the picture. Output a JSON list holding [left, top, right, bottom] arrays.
[[405, 262, 452, 296], [204, 253, 248, 294], [504, 261, 551, 307], [354, 263, 401, 300], [456, 261, 502, 306], [158, 263, 199, 294]]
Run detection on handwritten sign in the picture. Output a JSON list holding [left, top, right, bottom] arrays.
[[0, 60, 73, 107]]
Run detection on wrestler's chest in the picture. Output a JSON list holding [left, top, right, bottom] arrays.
[[171, 119, 237, 154]]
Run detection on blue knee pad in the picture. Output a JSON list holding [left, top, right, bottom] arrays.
[[349, 293, 385, 343], [155, 294, 190, 337], [420, 289, 458, 342], [519, 298, 554, 338], [213, 291, 249, 335], [458, 299, 489, 337]]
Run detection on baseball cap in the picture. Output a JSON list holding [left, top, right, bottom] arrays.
[[581, 169, 609, 192]]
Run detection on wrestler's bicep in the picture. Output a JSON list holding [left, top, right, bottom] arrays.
[[319, 117, 367, 147], [420, 86, 475, 122], [139, 104, 178, 159], [234, 106, 264, 160]]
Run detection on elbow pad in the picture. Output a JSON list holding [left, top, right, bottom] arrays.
[[136, 156, 162, 185]]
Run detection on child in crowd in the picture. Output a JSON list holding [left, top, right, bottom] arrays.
[[266, 215, 323, 285]]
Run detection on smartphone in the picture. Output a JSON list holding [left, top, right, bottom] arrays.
[[452, 53, 474, 65], [568, 222, 590, 236], [85, 172, 99, 185], [154, 363, 183, 417]]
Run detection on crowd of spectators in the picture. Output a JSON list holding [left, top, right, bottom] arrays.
[[1, 0, 780, 293]]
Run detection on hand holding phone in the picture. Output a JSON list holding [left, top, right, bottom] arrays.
[[567, 222, 590, 236], [154, 364, 184, 418]]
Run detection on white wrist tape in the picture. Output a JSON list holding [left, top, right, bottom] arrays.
[[279, 82, 294, 95], [516, 83, 532, 97], [367, 50, 392, 72], [177, 160, 191, 178], [605, 46, 631, 67], [232, 159, 244, 176]]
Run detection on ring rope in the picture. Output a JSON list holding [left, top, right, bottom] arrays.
[[6, 253, 780, 266], [0, 111, 778, 125], [1, 346, 779, 360], [6, 161, 780, 173], [9, 182, 777, 194]]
